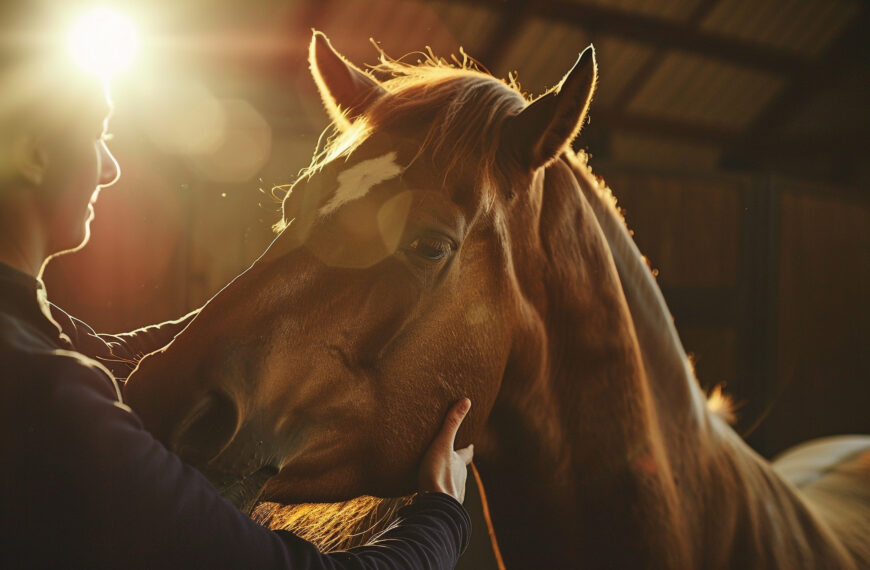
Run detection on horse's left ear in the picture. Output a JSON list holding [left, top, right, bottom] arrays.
[[309, 31, 387, 130], [502, 46, 597, 170]]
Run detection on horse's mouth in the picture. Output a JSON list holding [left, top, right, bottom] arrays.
[[217, 464, 281, 514]]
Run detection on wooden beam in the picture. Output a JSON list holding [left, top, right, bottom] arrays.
[[590, 109, 739, 147], [438, 0, 809, 75], [589, 110, 869, 160]]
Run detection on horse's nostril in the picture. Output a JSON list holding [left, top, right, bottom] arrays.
[[259, 464, 280, 478], [171, 391, 240, 466]]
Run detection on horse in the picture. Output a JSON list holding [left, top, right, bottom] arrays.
[[123, 31, 870, 568]]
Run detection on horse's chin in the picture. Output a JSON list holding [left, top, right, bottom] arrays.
[[260, 468, 416, 505], [261, 476, 365, 505], [209, 465, 279, 514]]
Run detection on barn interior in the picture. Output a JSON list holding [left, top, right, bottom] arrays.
[[30, 0, 869, 460]]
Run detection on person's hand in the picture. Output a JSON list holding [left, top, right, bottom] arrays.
[[418, 398, 474, 503]]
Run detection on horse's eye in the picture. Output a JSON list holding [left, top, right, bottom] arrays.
[[407, 236, 452, 261]]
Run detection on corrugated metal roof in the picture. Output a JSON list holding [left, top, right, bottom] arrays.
[[317, 0, 461, 66], [429, 1, 501, 61], [701, 0, 861, 56], [592, 36, 655, 106], [627, 51, 784, 130], [496, 17, 591, 96], [197, 0, 866, 182]]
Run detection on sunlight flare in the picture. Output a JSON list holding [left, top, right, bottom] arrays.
[[68, 7, 139, 80]]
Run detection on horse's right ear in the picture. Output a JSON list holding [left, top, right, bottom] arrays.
[[502, 46, 597, 170], [309, 31, 386, 130]]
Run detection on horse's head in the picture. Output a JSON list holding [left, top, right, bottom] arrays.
[[124, 31, 596, 511]]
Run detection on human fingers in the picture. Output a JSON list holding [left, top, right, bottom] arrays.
[[434, 398, 471, 451]]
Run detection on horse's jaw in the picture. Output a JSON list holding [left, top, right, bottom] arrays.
[[214, 465, 280, 514], [260, 445, 416, 506]]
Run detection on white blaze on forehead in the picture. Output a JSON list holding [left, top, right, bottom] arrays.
[[319, 152, 404, 216]]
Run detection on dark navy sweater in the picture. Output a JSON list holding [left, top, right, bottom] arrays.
[[0, 263, 470, 569]]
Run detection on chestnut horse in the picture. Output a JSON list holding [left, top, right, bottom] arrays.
[[124, 32, 870, 568]]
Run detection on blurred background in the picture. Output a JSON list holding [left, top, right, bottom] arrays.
[[30, 0, 868, 458]]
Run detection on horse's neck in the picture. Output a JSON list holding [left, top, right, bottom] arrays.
[[565, 158, 739, 475], [480, 152, 852, 569], [567, 158, 710, 425], [564, 155, 723, 565], [478, 156, 696, 568]]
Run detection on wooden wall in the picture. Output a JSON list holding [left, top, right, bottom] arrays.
[[767, 184, 869, 455], [603, 167, 869, 457]]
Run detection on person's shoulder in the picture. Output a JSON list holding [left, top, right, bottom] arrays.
[[0, 317, 122, 404], [0, 312, 57, 354]]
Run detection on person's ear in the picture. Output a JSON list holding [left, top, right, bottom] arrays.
[[12, 134, 48, 186]]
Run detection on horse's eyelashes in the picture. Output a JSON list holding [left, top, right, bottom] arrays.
[[406, 236, 452, 261]]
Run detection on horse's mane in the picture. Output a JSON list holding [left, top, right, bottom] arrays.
[[564, 150, 735, 424]]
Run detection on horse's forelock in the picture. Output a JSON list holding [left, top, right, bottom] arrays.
[[282, 60, 528, 220], [371, 66, 526, 199]]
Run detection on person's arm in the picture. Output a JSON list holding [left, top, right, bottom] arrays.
[[35, 357, 471, 569], [49, 304, 197, 380]]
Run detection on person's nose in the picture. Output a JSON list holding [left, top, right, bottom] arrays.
[[98, 140, 120, 187]]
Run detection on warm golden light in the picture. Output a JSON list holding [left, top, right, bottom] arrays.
[[68, 7, 139, 80]]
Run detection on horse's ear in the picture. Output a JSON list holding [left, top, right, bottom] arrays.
[[503, 46, 597, 169], [309, 31, 386, 130]]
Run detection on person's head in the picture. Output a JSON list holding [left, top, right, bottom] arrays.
[[0, 1, 120, 271]]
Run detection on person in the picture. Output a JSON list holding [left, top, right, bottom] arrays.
[[0, 6, 473, 569]]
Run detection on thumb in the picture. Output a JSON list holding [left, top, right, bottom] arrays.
[[434, 398, 471, 451]]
